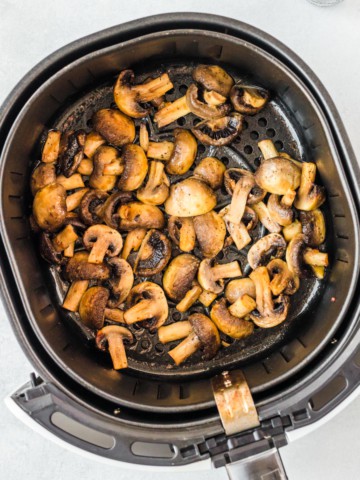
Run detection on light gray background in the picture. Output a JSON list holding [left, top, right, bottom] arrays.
[[1, 1, 359, 479]]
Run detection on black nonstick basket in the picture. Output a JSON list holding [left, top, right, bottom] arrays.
[[1, 13, 360, 477]]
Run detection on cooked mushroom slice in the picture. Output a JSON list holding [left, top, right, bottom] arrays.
[[154, 96, 191, 128], [303, 248, 329, 267], [64, 242, 75, 258], [198, 259, 242, 295], [137, 161, 170, 205], [134, 229, 172, 276], [62, 280, 89, 312], [92, 108, 135, 146], [192, 113, 243, 146], [224, 168, 266, 205], [163, 254, 200, 302], [192, 65, 234, 97], [282, 220, 302, 243], [176, 282, 203, 313], [219, 207, 251, 251], [193, 211, 226, 258], [42, 130, 61, 163], [252, 202, 282, 233], [286, 233, 312, 278], [33, 183, 67, 232], [90, 146, 120, 191], [193, 157, 226, 190], [267, 194, 294, 227], [96, 325, 133, 370], [107, 258, 134, 308], [186, 83, 230, 119], [300, 209, 326, 247], [77, 159, 93, 175], [247, 233, 287, 270], [165, 177, 217, 217], [100, 192, 133, 229], [211, 298, 254, 338], [139, 122, 149, 152], [124, 282, 168, 330], [294, 162, 326, 211], [39, 232, 65, 265], [249, 267, 290, 328], [79, 286, 109, 329], [65, 251, 110, 281], [230, 84, 269, 115], [227, 174, 256, 225], [31, 163, 56, 195], [281, 189, 297, 207], [167, 313, 220, 365], [117, 144, 148, 191], [147, 141, 174, 160], [58, 130, 86, 177], [229, 295, 257, 318], [225, 278, 256, 304], [166, 129, 197, 175], [83, 131, 106, 158], [267, 259, 299, 296], [158, 321, 193, 344], [198, 289, 218, 307], [203, 90, 227, 106], [66, 188, 89, 212], [114, 69, 173, 118], [121, 228, 147, 260], [83, 225, 123, 264], [79, 190, 109, 225], [119, 202, 165, 230], [168, 216, 196, 252], [243, 207, 258, 231], [56, 173, 85, 190], [52, 224, 78, 252]]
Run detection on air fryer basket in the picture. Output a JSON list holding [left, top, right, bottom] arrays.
[[1, 14, 360, 468]]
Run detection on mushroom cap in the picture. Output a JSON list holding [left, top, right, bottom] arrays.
[[118, 144, 148, 191], [163, 254, 200, 302], [137, 161, 170, 205], [192, 65, 234, 96], [134, 229, 172, 276], [250, 294, 290, 328], [193, 157, 226, 190], [247, 233, 286, 270], [186, 83, 230, 120], [83, 224, 123, 259], [165, 129, 197, 175], [192, 113, 243, 146], [79, 190, 109, 225], [31, 163, 56, 195], [102, 191, 133, 229], [96, 325, 133, 351], [197, 259, 223, 294], [189, 313, 220, 360], [39, 232, 65, 265], [89, 145, 118, 191], [125, 281, 168, 330], [294, 162, 326, 211], [79, 286, 109, 329], [230, 84, 269, 115], [300, 209, 326, 247], [267, 194, 294, 226], [33, 183, 67, 232], [107, 257, 134, 307], [114, 69, 149, 118], [224, 168, 265, 205], [255, 157, 301, 195], [58, 130, 86, 177], [164, 177, 217, 217], [210, 298, 254, 339], [286, 233, 311, 278], [267, 258, 299, 296], [118, 202, 165, 230], [167, 216, 196, 252], [92, 108, 135, 147], [65, 251, 111, 281], [193, 210, 226, 258], [225, 278, 256, 304]]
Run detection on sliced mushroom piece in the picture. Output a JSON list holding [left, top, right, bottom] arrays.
[[117, 144, 148, 191], [154, 96, 191, 128], [39, 232, 65, 265], [97, 191, 131, 230], [31, 163, 56, 195], [65, 251, 110, 281], [193, 210, 226, 258], [92, 108, 135, 146], [114, 69, 173, 118], [224, 168, 266, 205], [226, 174, 256, 225], [147, 141, 174, 160], [193, 157, 226, 190], [96, 325, 133, 370], [83, 131, 106, 158], [219, 206, 251, 251], [168, 216, 196, 252], [79, 286, 109, 329], [267, 194, 294, 227], [192, 113, 243, 146], [163, 254, 200, 302], [33, 183, 67, 232], [186, 83, 230, 119], [165, 177, 217, 217], [247, 233, 287, 270], [294, 162, 326, 211], [58, 130, 86, 177], [137, 161, 170, 205], [192, 65, 234, 97], [167, 313, 220, 365], [252, 202, 282, 233], [56, 173, 85, 190], [211, 298, 254, 338], [83, 224, 123, 264], [166, 129, 197, 175], [66, 188, 89, 212], [249, 267, 290, 328], [176, 282, 203, 313], [121, 228, 147, 260], [230, 84, 269, 115], [267, 258, 299, 296], [52, 224, 78, 252], [285, 233, 312, 278], [282, 220, 302, 243], [225, 278, 256, 304], [300, 209, 326, 247], [79, 190, 109, 225], [42, 130, 61, 163], [118, 202, 165, 230], [107, 258, 134, 308], [134, 229, 172, 276], [124, 282, 168, 330], [89, 146, 118, 191], [198, 259, 242, 295], [62, 280, 89, 312]]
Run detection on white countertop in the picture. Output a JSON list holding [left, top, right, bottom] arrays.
[[1, 1, 360, 479]]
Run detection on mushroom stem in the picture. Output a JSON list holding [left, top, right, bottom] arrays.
[[227, 176, 255, 225], [62, 280, 89, 312], [281, 190, 296, 207], [139, 123, 149, 152], [77, 159, 94, 175], [64, 242, 75, 257], [42, 130, 61, 163], [198, 289, 218, 307], [311, 265, 325, 279], [158, 321, 192, 343], [176, 284, 203, 313], [243, 88, 267, 108], [212, 261, 242, 281], [147, 141, 174, 160], [104, 308, 125, 323], [135, 73, 173, 102], [225, 218, 251, 250], [282, 220, 302, 242], [252, 202, 282, 233], [124, 300, 155, 325], [121, 228, 147, 259], [304, 249, 329, 267], [228, 294, 257, 318], [53, 225, 79, 252], [66, 188, 89, 211], [168, 331, 201, 365], [56, 174, 85, 190], [102, 160, 124, 176], [154, 96, 191, 128], [107, 333, 128, 369], [258, 139, 279, 160]]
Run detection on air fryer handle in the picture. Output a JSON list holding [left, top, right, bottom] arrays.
[[225, 449, 288, 480]]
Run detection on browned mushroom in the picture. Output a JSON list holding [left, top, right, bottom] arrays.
[[267, 194, 294, 227], [175, 281, 203, 313], [198, 259, 242, 294], [247, 233, 287, 270], [198, 289, 218, 307], [56, 173, 85, 190], [192, 113, 243, 146], [219, 206, 251, 251], [192, 65, 234, 97], [33, 183, 67, 232], [210, 298, 254, 338], [267, 258, 299, 296], [226, 174, 256, 225], [162, 254, 200, 302], [154, 96, 191, 128], [294, 162, 326, 211], [83, 131, 106, 158], [66, 188, 89, 212], [79, 286, 109, 329], [124, 282, 168, 330], [224, 168, 266, 205], [165, 129, 197, 175], [107, 258, 134, 308], [193, 211, 226, 258], [225, 278, 256, 304], [186, 83, 230, 119], [96, 325, 133, 370], [62, 280, 89, 312], [79, 190, 109, 225], [52, 224, 78, 252], [139, 122, 149, 152], [121, 228, 147, 260], [282, 220, 302, 242], [193, 157, 226, 190], [89, 146, 119, 191], [137, 161, 170, 205], [300, 209, 326, 246], [164, 177, 217, 217], [118, 202, 165, 230], [58, 130, 86, 177], [117, 144, 148, 191], [42, 130, 61, 163], [147, 141, 174, 160], [286, 233, 328, 278], [65, 251, 110, 281], [83, 224, 123, 264], [39, 232, 65, 265], [168, 216, 196, 252], [134, 229, 172, 276], [31, 163, 56, 195], [252, 201, 282, 233], [230, 84, 269, 115], [92, 108, 135, 146]]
